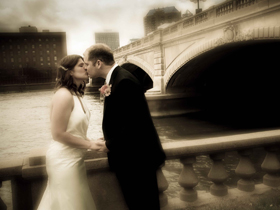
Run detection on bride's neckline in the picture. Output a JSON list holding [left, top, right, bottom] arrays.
[[74, 95, 86, 114]]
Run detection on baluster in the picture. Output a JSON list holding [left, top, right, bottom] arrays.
[[178, 156, 199, 202], [157, 165, 169, 208], [235, 149, 256, 192], [208, 153, 228, 196], [0, 181, 7, 210], [232, 0, 236, 11], [261, 146, 280, 187]]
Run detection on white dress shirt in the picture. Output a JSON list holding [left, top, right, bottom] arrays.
[[105, 63, 118, 85]]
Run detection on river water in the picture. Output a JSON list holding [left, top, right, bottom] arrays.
[[0, 90, 278, 209]]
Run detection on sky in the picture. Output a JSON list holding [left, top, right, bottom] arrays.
[[0, 0, 224, 56]]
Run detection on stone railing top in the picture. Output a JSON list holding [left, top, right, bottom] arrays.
[[163, 129, 280, 159], [0, 157, 23, 180]]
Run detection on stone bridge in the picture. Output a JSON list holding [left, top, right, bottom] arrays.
[[113, 0, 280, 119], [114, 0, 280, 98]]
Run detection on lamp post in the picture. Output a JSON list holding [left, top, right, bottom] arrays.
[[190, 0, 207, 14]]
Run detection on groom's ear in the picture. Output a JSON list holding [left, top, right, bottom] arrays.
[[96, 60, 102, 69]]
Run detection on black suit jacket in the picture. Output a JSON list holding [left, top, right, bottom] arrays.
[[102, 66, 166, 170]]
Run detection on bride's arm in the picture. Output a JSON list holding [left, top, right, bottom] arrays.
[[50, 88, 99, 150]]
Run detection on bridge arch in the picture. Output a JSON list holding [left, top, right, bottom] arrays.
[[165, 38, 280, 123], [164, 26, 280, 89]]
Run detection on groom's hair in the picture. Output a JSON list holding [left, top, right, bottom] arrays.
[[85, 44, 115, 66]]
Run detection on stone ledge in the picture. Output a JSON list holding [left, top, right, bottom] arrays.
[[0, 158, 23, 180], [27, 147, 108, 167], [28, 147, 47, 166], [22, 157, 47, 179], [146, 93, 202, 117]]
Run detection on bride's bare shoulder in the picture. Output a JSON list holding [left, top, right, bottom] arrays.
[[53, 88, 73, 101]]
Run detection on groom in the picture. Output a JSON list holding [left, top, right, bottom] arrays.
[[84, 44, 166, 210]]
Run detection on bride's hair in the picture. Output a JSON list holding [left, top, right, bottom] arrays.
[[54, 55, 86, 96]]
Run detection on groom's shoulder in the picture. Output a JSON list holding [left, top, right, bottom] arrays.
[[116, 66, 140, 84], [116, 66, 131, 77]]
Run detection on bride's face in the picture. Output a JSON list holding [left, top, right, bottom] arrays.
[[71, 58, 88, 81], [84, 54, 100, 79]]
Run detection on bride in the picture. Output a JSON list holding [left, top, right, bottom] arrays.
[[38, 55, 105, 210]]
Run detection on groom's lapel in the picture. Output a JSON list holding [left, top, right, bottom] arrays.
[[104, 66, 120, 111], [108, 66, 120, 88]]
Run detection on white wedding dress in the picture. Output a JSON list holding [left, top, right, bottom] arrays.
[[38, 95, 96, 210]]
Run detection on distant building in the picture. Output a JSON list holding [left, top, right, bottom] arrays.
[[144, 6, 181, 35], [95, 32, 120, 50], [0, 26, 67, 85], [19, 25, 38, 33]]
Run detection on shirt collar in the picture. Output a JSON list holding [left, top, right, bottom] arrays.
[[105, 63, 118, 85]]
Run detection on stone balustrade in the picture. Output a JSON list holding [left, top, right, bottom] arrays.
[[1, 129, 280, 209]]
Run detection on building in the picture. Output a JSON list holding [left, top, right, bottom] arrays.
[[95, 32, 120, 50], [19, 25, 38, 33], [0, 26, 67, 85], [144, 6, 181, 35]]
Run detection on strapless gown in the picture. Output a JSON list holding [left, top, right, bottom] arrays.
[[37, 95, 96, 210]]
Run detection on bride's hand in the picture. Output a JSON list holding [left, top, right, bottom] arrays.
[[89, 140, 109, 153], [95, 140, 109, 153], [89, 140, 102, 151]]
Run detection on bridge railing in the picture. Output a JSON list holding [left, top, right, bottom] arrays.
[[1, 129, 280, 209], [113, 0, 277, 59]]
